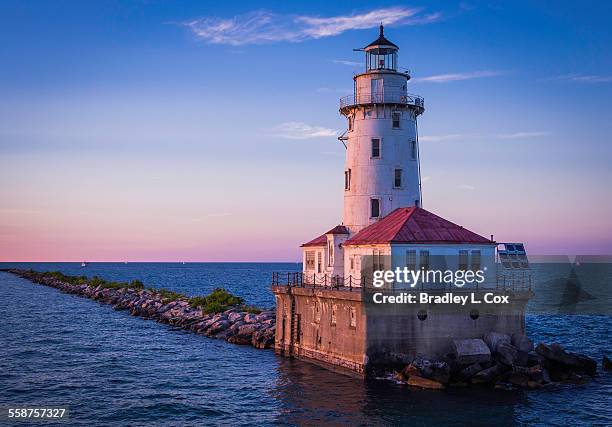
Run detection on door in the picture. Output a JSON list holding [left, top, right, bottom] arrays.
[[371, 78, 383, 103]]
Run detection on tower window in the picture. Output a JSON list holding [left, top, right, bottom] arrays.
[[328, 241, 334, 266], [394, 169, 402, 188], [348, 116, 353, 131], [415, 199, 420, 208], [392, 112, 400, 129], [371, 138, 380, 158], [370, 198, 380, 218], [344, 169, 351, 190], [410, 141, 417, 160]]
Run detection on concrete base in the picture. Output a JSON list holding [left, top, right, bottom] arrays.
[[272, 285, 532, 378]]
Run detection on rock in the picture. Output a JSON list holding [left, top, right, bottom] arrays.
[[226, 333, 253, 345], [508, 372, 530, 387], [496, 342, 519, 366], [603, 355, 612, 371], [206, 320, 230, 336], [536, 343, 597, 376], [527, 380, 543, 389], [458, 363, 483, 381], [471, 364, 506, 384], [515, 350, 529, 367], [512, 334, 534, 353], [407, 375, 445, 390], [494, 381, 513, 391], [453, 339, 491, 365], [405, 358, 451, 384], [484, 332, 511, 353]]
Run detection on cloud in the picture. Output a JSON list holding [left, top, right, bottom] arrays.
[[554, 74, 612, 83], [182, 7, 441, 46], [460, 184, 476, 191], [330, 59, 362, 66], [267, 122, 338, 139], [420, 132, 548, 142], [412, 70, 502, 83], [494, 131, 549, 139]]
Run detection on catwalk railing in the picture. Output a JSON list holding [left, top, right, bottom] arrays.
[[339, 93, 425, 111], [271, 271, 532, 292]]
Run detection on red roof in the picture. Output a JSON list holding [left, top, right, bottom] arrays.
[[301, 234, 326, 247], [325, 225, 349, 235], [344, 207, 493, 246], [301, 224, 349, 247]]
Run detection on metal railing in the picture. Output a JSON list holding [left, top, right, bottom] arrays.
[[339, 93, 425, 111], [271, 271, 532, 292]]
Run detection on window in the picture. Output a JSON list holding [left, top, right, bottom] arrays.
[[406, 250, 416, 271], [459, 250, 469, 271], [328, 241, 334, 266], [348, 116, 353, 131], [344, 169, 351, 190], [371, 138, 381, 158], [394, 169, 402, 188], [373, 249, 384, 271], [350, 256, 354, 270], [350, 307, 357, 327], [415, 199, 420, 208], [392, 112, 401, 128], [471, 250, 481, 271], [331, 304, 337, 325], [419, 250, 430, 271], [370, 198, 380, 218], [317, 252, 322, 273], [305, 251, 315, 270], [410, 140, 417, 160], [315, 301, 321, 323]]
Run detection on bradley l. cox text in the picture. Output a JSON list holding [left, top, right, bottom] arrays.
[[371, 292, 510, 306]]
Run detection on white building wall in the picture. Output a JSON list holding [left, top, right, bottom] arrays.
[[342, 70, 422, 234], [342, 243, 496, 287]]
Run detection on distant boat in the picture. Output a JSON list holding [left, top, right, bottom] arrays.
[[81, 261, 87, 267], [182, 262, 186, 265], [124, 261, 128, 265]]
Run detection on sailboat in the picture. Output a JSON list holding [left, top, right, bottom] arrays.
[[81, 261, 87, 267]]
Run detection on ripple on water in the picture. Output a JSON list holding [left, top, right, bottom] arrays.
[[1, 266, 611, 426]]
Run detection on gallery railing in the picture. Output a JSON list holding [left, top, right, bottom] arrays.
[[339, 93, 425, 111], [271, 271, 532, 292]]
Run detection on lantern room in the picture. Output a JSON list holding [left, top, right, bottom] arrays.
[[364, 25, 398, 72]]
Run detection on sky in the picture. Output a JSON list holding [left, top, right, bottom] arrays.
[[1, 0, 611, 261]]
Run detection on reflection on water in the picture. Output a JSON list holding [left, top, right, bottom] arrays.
[[273, 358, 525, 426]]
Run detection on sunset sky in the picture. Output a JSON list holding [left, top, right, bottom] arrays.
[[1, 1, 611, 261]]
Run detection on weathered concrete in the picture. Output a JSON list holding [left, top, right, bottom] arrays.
[[273, 285, 532, 377]]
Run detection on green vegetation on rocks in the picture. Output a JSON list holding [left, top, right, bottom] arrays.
[[21, 270, 257, 314]]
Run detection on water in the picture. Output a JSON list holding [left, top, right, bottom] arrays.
[[0, 263, 611, 426]]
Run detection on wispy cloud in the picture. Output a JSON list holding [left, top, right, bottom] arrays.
[[412, 70, 502, 83], [495, 131, 549, 139], [267, 122, 338, 139], [182, 7, 441, 46], [330, 59, 362, 66], [420, 131, 549, 142], [554, 74, 612, 83], [460, 184, 476, 191]]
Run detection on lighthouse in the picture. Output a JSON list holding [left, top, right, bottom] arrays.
[[340, 25, 424, 234], [272, 27, 532, 377]]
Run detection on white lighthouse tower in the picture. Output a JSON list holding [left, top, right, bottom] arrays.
[[339, 25, 425, 234]]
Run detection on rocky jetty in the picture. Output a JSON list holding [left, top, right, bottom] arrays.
[[394, 331, 600, 390], [6, 269, 275, 350]]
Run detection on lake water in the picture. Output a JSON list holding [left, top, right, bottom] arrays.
[[0, 263, 610, 426]]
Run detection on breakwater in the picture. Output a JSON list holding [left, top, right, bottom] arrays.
[[4, 269, 275, 349]]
